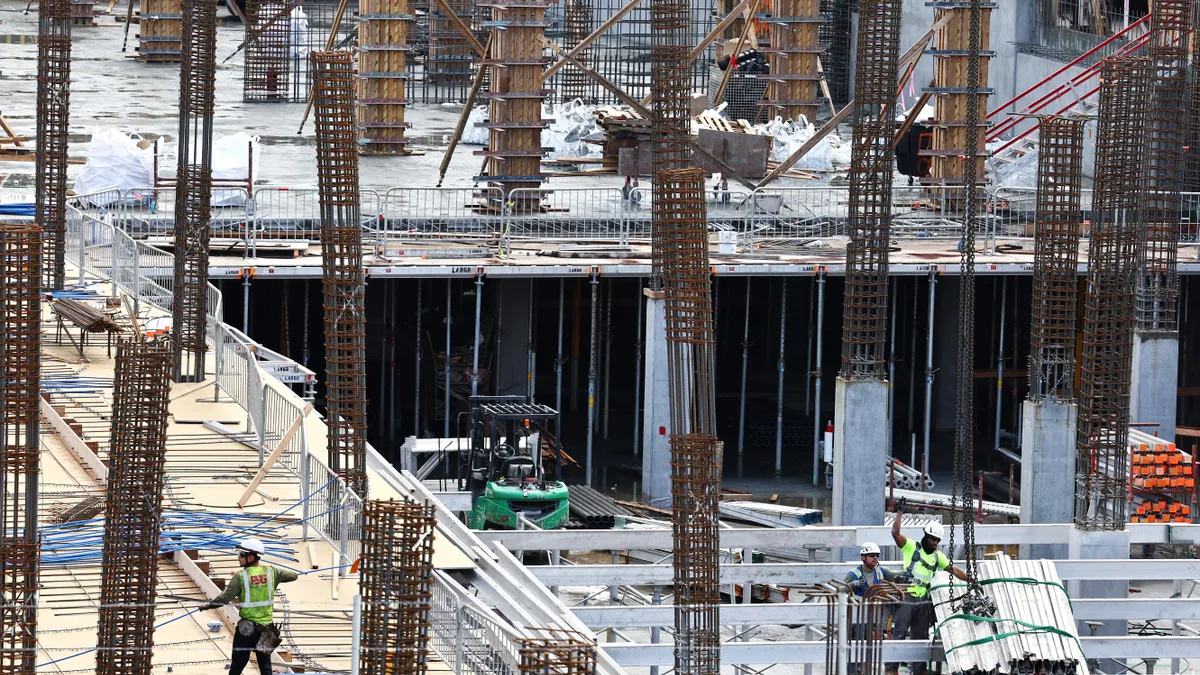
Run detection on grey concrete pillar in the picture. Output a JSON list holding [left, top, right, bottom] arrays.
[[1019, 399, 1077, 560], [832, 377, 888, 546], [1130, 330, 1178, 442], [641, 290, 671, 507]]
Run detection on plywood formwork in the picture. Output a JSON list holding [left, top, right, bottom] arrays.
[[358, 0, 414, 155], [243, 0, 292, 102], [138, 0, 182, 62], [923, 1, 994, 186], [762, 0, 824, 123], [479, 0, 556, 193]]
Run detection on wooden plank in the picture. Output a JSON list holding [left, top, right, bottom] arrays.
[[0, 113, 27, 148], [236, 403, 312, 508], [42, 399, 109, 483]]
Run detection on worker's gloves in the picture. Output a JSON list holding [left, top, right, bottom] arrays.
[[850, 580, 868, 592], [198, 602, 219, 611]]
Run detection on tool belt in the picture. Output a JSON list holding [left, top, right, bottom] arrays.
[[256, 623, 283, 652]]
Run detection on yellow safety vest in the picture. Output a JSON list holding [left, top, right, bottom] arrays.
[[901, 540, 948, 598], [237, 565, 277, 625]]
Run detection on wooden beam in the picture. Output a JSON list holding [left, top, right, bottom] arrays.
[[893, 86, 933, 149], [429, 0, 487, 57], [0, 112, 26, 148], [551, 42, 651, 117], [237, 404, 312, 508], [541, 0, 644, 81], [712, 0, 761, 109], [689, 0, 751, 61]]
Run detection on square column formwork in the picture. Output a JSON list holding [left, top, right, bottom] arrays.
[[1019, 399, 1077, 560], [1130, 330, 1179, 442], [832, 377, 888, 540]]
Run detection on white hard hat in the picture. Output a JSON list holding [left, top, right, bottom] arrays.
[[860, 542, 881, 556], [923, 522, 945, 540], [239, 538, 266, 555]]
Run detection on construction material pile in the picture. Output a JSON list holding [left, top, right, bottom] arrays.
[[1128, 428, 1194, 523], [52, 298, 122, 333], [929, 555, 1087, 674]]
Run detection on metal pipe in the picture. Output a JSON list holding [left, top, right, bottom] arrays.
[[389, 282, 397, 443], [775, 279, 788, 477], [444, 279, 451, 438], [471, 274, 483, 397], [415, 279, 422, 437], [887, 276, 897, 458], [556, 279, 565, 433], [495, 279, 502, 397], [806, 279, 814, 415], [302, 280, 310, 367], [649, 586, 661, 675], [908, 277, 918, 438], [603, 278, 612, 439], [527, 279, 535, 401], [633, 283, 644, 456], [243, 272, 251, 334], [994, 276, 1007, 453], [835, 588, 849, 675], [381, 283, 389, 442], [586, 272, 599, 485], [350, 594, 362, 675], [923, 270, 937, 477], [572, 280, 581, 411], [812, 271, 825, 486], [738, 278, 751, 478]]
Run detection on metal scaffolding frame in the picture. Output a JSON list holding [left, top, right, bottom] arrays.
[[97, 339, 174, 675], [839, 0, 899, 379], [0, 222, 42, 675], [35, 0, 71, 291], [1075, 56, 1150, 530], [1028, 116, 1086, 402], [172, 0, 218, 382], [1137, 0, 1191, 332], [312, 50, 369, 498], [359, 499, 436, 675]]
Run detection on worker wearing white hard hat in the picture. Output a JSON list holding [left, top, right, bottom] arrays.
[[886, 500, 968, 675], [199, 538, 299, 675], [842, 541, 898, 597]]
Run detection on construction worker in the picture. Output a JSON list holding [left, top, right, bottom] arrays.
[[199, 538, 298, 675], [843, 541, 898, 596], [887, 506, 968, 675]]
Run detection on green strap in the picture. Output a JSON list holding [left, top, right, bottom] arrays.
[[926, 576, 1073, 609], [932, 614, 1084, 657]]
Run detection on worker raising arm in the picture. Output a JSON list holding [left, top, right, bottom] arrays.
[[200, 538, 299, 675]]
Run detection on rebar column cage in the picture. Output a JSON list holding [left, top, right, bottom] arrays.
[[139, 0, 182, 61], [851, 583, 905, 675], [518, 633, 598, 675], [839, 0, 899, 379], [479, 0, 557, 193], [420, 0, 476, 95], [818, 0, 851, 107], [358, 0, 414, 155], [0, 222, 43, 675], [97, 339, 174, 675], [35, 0, 71, 291], [762, 0, 825, 124], [312, 50, 370, 498], [359, 499, 436, 675], [924, 0, 995, 186], [1186, 33, 1200, 192], [172, 0, 218, 383], [1028, 115, 1086, 402], [654, 168, 721, 675], [1075, 56, 1151, 530], [243, 0, 293, 102], [1136, 0, 1192, 332], [558, 0, 593, 102]]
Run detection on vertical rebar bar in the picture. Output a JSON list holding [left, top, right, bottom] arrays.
[[172, 0, 218, 382], [243, 0, 291, 102], [0, 222, 42, 675], [97, 339, 174, 675], [1028, 115, 1086, 402], [313, 49, 369, 498], [35, 0, 71, 291], [1075, 56, 1151, 530]]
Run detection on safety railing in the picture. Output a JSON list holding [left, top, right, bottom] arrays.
[[429, 572, 521, 675], [110, 186, 252, 241], [248, 187, 381, 257], [378, 187, 505, 249], [504, 188, 628, 244]]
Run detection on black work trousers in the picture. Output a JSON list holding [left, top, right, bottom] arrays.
[[230, 620, 274, 675], [887, 593, 933, 673]]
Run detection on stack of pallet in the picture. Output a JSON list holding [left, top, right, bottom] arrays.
[[1130, 429, 1194, 524], [358, 0, 413, 154], [138, 0, 182, 62]]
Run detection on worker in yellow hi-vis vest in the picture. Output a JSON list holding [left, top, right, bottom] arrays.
[[886, 502, 968, 675], [200, 538, 298, 675]]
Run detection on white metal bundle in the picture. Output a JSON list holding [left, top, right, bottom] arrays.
[[929, 555, 1088, 674], [886, 457, 937, 490]]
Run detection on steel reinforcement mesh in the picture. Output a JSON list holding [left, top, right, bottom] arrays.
[[312, 50, 369, 498], [172, 0, 218, 382], [0, 222, 42, 675], [558, 0, 593, 101], [819, 0, 851, 107], [1028, 116, 1086, 402], [1136, 0, 1192, 332], [243, 0, 293, 102], [359, 499, 436, 675], [1075, 56, 1151, 530], [839, 0, 899, 379], [97, 339, 173, 675], [655, 168, 720, 675], [518, 634, 597, 675], [35, 0, 71, 291]]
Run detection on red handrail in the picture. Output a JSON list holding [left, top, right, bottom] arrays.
[[986, 31, 1150, 142], [986, 14, 1150, 120], [992, 83, 1102, 156]]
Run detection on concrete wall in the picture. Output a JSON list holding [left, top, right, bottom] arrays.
[[1131, 331, 1180, 442]]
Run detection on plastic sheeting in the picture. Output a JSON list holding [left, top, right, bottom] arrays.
[[461, 100, 603, 159], [751, 116, 834, 171], [72, 128, 155, 206]]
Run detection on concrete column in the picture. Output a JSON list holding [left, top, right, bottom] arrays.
[[1019, 399, 1077, 560], [641, 290, 671, 507], [832, 377, 888, 545], [1130, 330, 1178, 442], [1068, 527, 1129, 673]]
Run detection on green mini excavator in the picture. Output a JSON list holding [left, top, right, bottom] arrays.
[[461, 396, 569, 530]]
